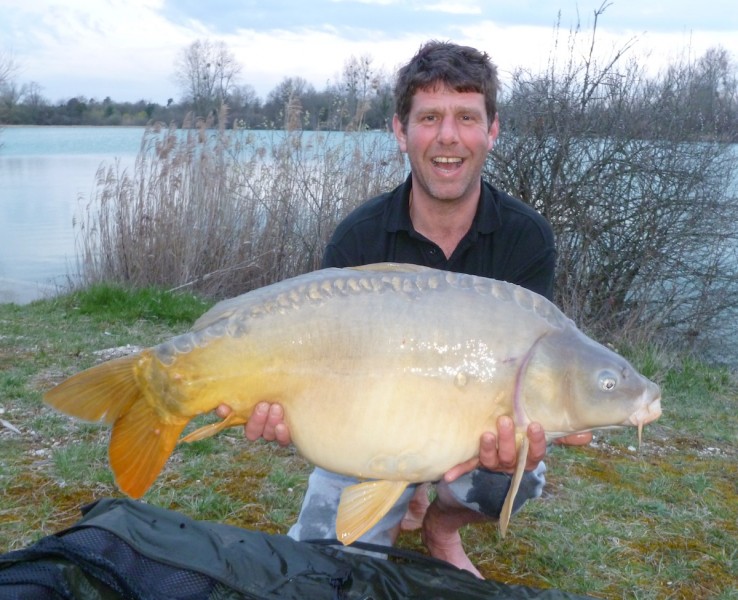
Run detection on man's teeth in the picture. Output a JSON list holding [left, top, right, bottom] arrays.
[[433, 157, 462, 164]]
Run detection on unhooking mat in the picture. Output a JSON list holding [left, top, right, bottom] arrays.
[[0, 497, 595, 599]]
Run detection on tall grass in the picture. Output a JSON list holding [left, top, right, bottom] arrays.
[[75, 112, 406, 298]]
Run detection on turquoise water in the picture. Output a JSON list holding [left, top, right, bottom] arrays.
[[1, 126, 148, 157], [0, 126, 397, 304], [0, 127, 144, 303]]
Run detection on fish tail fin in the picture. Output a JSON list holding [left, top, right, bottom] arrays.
[[109, 400, 187, 498], [499, 433, 529, 538], [44, 353, 187, 499], [44, 355, 143, 424]]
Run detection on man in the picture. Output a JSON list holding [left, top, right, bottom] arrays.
[[221, 41, 591, 578]]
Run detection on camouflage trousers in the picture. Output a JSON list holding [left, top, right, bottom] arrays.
[[287, 463, 546, 547]]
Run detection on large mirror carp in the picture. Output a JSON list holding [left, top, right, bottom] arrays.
[[45, 263, 662, 544]]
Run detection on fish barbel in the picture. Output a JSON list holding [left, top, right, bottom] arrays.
[[44, 263, 662, 543]]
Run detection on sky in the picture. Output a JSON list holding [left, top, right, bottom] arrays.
[[2, 0, 737, 105]]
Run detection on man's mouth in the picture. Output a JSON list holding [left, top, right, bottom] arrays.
[[432, 157, 463, 170]]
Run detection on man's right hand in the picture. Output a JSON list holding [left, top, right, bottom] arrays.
[[216, 402, 291, 446]]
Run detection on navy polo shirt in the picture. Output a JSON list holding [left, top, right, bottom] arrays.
[[322, 175, 556, 300]]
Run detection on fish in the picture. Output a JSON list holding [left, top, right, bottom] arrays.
[[44, 263, 662, 544]]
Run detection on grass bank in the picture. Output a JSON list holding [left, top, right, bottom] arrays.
[[1, 285, 736, 599]]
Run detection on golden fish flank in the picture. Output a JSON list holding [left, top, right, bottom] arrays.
[[44, 263, 662, 544]]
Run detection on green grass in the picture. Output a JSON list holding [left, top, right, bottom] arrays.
[[69, 283, 211, 326], [1, 286, 736, 599]]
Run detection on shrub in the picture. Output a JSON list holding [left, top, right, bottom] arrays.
[[75, 111, 405, 298]]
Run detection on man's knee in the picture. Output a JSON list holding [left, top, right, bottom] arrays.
[[441, 463, 547, 518]]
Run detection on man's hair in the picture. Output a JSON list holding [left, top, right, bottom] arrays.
[[394, 40, 499, 130]]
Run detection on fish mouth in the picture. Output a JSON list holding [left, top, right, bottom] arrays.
[[628, 396, 662, 427], [627, 394, 662, 446]]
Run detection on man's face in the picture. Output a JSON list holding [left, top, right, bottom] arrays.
[[393, 85, 498, 205]]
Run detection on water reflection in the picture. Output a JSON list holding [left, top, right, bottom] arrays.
[[0, 127, 139, 304]]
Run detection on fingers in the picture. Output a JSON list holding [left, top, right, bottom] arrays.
[[447, 417, 549, 481], [491, 416, 518, 471], [244, 402, 291, 446], [216, 402, 292, 446], [554, 431, 593, 446], [272, 422, 292, 447], [244, 402, 269, 441], [525, 422, 547, 470], [475, 416, 520, 474], [442, 456, 480, 483], [215, 404, 232, 418]]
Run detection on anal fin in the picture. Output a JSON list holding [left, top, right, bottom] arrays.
[[180, 412, 249, 444], [499, 433, 529, 538], [336, 480, 409, 545]]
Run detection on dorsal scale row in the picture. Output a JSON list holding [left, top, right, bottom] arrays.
[[155, 265, 571, 365]]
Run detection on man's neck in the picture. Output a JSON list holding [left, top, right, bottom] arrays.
[[409, 187, 480, 259]]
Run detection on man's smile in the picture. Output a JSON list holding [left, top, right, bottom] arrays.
[[432, 157, 463, 171]]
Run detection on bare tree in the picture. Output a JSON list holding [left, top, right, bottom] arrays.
[[0, 49, 18, 88], [341, 55, 375, 130], [489, 2, 738, 358], [173, 39, 242, 122], [647, 46, 738, 142], [263, 77, 315, 129], [0, 50, 19, 126], [229, 84, 262, 129]]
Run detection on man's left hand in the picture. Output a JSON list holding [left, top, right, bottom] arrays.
[[442, 416, 591, 483]]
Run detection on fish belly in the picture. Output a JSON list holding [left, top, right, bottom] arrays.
[[151, 267, 548, 482]]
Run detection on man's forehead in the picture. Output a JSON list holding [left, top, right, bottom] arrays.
[[410, 86, 486, 110]]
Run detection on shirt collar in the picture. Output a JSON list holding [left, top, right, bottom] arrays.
[[385, 175, 414, 233], [386, 175, 502, 234]]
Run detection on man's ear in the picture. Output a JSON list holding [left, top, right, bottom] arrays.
[[488, 114, 500, 151], [392, 114, 408, 152]]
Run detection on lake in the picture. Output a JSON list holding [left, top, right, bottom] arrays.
[[0, 126, 146, 304], [0, 126, 397, 305]]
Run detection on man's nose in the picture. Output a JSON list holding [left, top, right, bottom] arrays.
[[437, 115, 459, 144]]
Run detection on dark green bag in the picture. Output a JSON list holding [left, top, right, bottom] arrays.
[[0, 498, 593, 599]]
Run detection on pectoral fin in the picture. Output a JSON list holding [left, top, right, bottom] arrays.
[[180, 412, 249, 444], [499, 433, 529, 538], [336, 480, 409, 545]]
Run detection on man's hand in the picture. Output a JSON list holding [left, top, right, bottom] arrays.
[[442, 416, 592, 483], [216, 402, 291, 446]]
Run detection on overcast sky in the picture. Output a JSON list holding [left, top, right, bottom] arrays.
[[2, 0, 737, 104]]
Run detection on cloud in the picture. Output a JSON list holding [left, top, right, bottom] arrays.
[[1, 0, 737, 103]]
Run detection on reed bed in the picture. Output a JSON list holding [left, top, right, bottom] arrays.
[[75, 115, 406, 298]]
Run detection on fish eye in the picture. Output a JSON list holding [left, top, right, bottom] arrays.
[[599, 371, 618, 392]]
